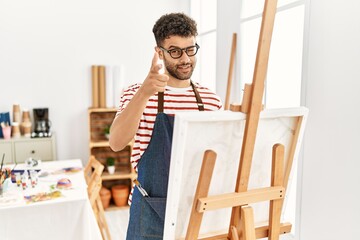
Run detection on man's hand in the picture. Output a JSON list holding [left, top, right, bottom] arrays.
[[140, 52, 169, 97]]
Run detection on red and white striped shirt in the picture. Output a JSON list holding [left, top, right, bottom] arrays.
[[117, 82, 222, 170], [116, 82, 222, 204]]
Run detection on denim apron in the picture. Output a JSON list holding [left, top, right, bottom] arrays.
[[126, 82, 204, 240]]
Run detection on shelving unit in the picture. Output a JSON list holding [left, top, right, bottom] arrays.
[[88, 107, 137, 210]]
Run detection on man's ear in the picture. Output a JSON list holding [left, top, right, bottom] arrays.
[[155, 46, 164, 60]]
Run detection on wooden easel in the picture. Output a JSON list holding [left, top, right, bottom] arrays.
[[185, 0, 299, 239], [224, 32, 237, 110]]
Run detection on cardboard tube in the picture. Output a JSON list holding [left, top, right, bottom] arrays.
[[92, 66, 99, 108], [98, 65, 106, 108], [106, 65, 114, 108]]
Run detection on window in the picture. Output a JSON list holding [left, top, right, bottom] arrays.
[[239, 1, 305, 108], [190, 0, 217, 91]]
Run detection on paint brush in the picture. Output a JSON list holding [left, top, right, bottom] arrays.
[[0, 153, 5, 178], [133, 179, 149, 197]]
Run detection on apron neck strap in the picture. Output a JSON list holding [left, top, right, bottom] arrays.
[[190, 81, 204, 111], [157, 81, 204, 113], [158, 91, 164, 113]]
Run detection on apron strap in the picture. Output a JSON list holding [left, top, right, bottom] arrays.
[[190, 81, 205, 111], [158, 91, 164, 113], [157, 81, 204, 113]]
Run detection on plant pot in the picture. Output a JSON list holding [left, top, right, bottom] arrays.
[[111, 185, 129, 207], [107, 166, 115, 175], [99, 187, 111, 209]]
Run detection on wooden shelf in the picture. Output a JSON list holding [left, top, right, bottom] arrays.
[[88, 107, 134, 212], [88, 107, 117, 113], [102, 172, 137, 181], [90, 141, 110, 148]]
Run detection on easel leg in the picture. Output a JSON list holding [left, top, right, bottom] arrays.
[[239, 206, 256, 240], [269, 144, 284, 240], [186, 150, 217, 240]]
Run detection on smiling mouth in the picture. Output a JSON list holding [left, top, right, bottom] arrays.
[[177, 64, 192, 71]]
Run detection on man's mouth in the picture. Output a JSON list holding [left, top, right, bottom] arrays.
[[177, 64, 192, 71]]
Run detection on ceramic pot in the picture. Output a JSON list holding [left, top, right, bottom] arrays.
[[111, 185, 129, 207], [107, 166, 115, 175], [99, 187, 111, 209]]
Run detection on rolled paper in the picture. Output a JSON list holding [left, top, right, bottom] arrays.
[[91, 65, 99, 108], [98, 65, 106, 108], [106, 65, 114, 108]]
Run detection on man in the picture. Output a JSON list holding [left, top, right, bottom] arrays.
[[109, 12, 222, 239]]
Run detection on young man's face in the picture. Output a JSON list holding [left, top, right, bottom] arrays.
[[157, 36, 198, 81]]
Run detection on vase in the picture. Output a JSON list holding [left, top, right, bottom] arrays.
[[99, 187, 111, 209], [111, 185, 129, 207], [107, 166, 115, 175]]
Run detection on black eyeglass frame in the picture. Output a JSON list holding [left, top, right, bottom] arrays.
[[159, 43, 200, 59]]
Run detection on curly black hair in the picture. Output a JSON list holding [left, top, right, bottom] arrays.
[[152, 13, 198, 46]]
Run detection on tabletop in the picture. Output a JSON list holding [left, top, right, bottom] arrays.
[[0, 159, 102, 240]]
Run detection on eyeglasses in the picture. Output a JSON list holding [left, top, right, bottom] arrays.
[[159, 43, 200, 59]]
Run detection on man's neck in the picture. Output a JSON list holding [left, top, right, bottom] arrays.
[[167, 78, 191, 88]]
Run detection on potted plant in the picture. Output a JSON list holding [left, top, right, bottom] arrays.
[[104, 125, 111, 140], [106, 157, 115, 174]]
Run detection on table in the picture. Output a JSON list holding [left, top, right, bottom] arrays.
[[0, 159, 102, 240]]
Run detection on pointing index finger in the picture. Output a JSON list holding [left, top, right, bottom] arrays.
[[151, 52, 160, 72]]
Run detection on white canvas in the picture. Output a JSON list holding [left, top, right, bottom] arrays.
[[164, 107, 308, 239]]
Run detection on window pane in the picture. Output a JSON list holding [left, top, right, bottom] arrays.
[[266, 5, 304, 108], [195, 32, 217, 91], [241, 0, 301, 19], [240, 5, 304, 108], [200, 0, 217, 33], [191, 0, 216, 34], [239, 18, 262, 86]]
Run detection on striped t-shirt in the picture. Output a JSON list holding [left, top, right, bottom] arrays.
[[117, 82, 222, 170], [116, 82, 222, 204]]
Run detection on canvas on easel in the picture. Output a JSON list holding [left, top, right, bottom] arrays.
[[163, 108, 308, 239]]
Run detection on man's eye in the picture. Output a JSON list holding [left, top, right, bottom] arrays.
[[187, 47, 196, 54], [170, 49, 182, 55]]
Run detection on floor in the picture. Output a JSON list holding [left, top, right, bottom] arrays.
[[104, 209, 296, 240], [105, 209, 129, 240]]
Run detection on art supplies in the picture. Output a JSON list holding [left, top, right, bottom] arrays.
[[133, 179, 149, 197]]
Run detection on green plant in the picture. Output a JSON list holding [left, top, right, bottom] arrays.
[[104, 125, 111, 135], [106, 157, 115, 166]]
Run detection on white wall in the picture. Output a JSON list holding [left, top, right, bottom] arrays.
[[299, 0, 360, 239], [0, 0, 189, 164]]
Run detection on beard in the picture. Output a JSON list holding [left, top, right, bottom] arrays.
[[164, 59, 196, 80]]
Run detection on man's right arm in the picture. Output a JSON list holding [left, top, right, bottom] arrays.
[[109, 52, 168, 152]]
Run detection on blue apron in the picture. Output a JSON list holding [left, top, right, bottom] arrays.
[[126, 82, 204, 240]]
